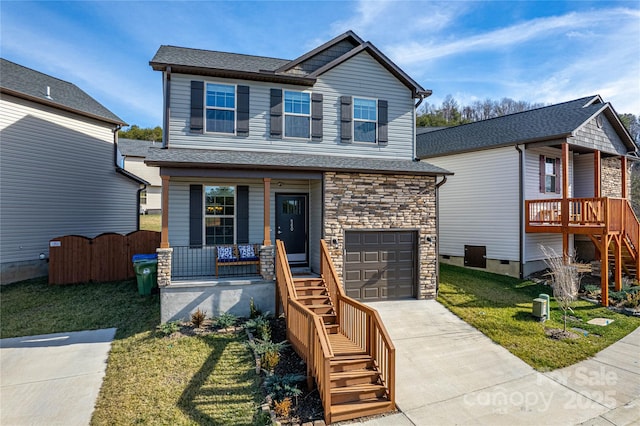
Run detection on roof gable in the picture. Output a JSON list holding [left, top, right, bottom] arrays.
[[417, 96, 636, 158], [0, 58, 124, 125]]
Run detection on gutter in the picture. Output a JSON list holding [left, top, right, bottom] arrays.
[[434, 175, 448, 295], [113, 126, 149, 229], [515, 145, 524, 279]]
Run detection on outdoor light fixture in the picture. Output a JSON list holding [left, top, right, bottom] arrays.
[[39, 253, 46, 260]]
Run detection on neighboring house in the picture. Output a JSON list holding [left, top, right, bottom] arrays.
[[417, 95, 638, 304], [119, 138, 163, 214], [0, 58, 146, 284], [146, 31, 450, 320]]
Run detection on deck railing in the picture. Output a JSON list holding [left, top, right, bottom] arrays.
[[171, 244, 262, 279], [320, 240, 396, 407], [622, 200, 640, 253], [526, 197, 607, 227]]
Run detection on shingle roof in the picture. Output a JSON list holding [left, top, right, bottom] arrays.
[[417, 96, 623, 158], [145, 148, 451, 176], [118, 139, 161, 157], [0, 58, 125, 124]]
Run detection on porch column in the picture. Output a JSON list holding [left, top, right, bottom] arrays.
[[160, 175, 170, 248], [594, 151, 601, 197], [601, 234, 609, 306], [263, 178, 272, 246], [621, 156, 627, 199], [562, 143, 570, 261]]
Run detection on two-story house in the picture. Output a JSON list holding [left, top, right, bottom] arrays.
[[0, 59, 145, 284], [417, 96, 638, 305], [146, 31, 450, 322]]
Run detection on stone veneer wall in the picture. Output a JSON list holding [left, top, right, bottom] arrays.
[[324, 172, 438, 299], [601, 157, 631, 198], [156, 247, 172, 287]]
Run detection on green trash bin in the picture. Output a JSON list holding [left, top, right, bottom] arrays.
[[132, 254, 158, 295]]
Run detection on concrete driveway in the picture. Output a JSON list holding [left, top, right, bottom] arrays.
[[346, 300, 639, 426], [1, 328, 116, 426]]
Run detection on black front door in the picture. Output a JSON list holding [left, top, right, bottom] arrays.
[[276, 194, 307, 264]]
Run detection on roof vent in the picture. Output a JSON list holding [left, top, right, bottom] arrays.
[[45, 86, 52, 100]]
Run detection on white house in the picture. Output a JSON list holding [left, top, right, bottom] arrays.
[[119, 138, 162, 214]]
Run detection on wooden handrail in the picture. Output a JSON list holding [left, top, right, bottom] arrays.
[[275, 240, 297, 316]]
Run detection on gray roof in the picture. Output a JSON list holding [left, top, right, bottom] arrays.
[[0, 58, 125, 125], [145, 148, 451, 176], [417, 96, 635, 158], [118, 138, 161, 157]]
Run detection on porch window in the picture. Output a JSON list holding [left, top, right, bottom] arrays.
[[545, 157, 557, 193], [284, 91, 310, 139], [204, 186, 235, 244], [353, 97, 377, 143], [205, 83, 235, 133]]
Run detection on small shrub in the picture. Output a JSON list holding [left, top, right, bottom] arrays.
[[622, 291, 640, 309], [244, 314, 271, 340], [274, 397, 292, 418], [156, 321, 180, 337], [247, 339, 287, 373], [264, 374, 304, 401], [191, 308, 207, 328], [609, 291, 627, 303], [252, 409, 272, 426], [262, 350, 280, 372], [214, 312, 237, 329], [583, 284, 601, 298], [249, 298, 263, 319]]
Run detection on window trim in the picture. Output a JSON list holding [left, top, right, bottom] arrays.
[[352, 96, 378, 144], [204, 82, 237, 135], [203, 185, 236, 245], [283, 90, 311, 140], [543, 156, 559, 194]]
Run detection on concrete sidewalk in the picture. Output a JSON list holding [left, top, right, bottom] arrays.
[[1, 328, 116, 426], [344, 300, 639, 426]]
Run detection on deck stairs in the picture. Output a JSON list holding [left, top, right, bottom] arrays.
[[292, 276, 394, 422], [276, 241, 396, 424]]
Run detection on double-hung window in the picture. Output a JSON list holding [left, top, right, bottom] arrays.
[[544, 157, 557, 193], [204, 186, 235, 244], [284, 91, 310, 139], [353, 97, 377, 143], [205, 83, 235, 133]]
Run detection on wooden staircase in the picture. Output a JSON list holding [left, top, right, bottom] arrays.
[[276, 241, 396, 424]]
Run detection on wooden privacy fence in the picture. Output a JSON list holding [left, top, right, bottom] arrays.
[[49, 231, 160, 284]]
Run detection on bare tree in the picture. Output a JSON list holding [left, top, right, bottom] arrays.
[[541, 245, 581, 331]]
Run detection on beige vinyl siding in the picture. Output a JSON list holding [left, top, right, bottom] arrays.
[[167, 52, 414, 160], [573, 153, 594, 198], [123, 156, 162, 185], [427, 146, 520, 261], [309, 179, 322, 272], [0, 95, 138, 265]]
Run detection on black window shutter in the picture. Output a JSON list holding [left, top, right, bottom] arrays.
[[539, 155, 545, 193], [270, 89, 282, 138], [236, 186, 249, 244], [311, 93, 323, 141], [189, 184, 203, 247], [340, 96, 352, 143], [555, 158, 561, 193], [378, 99, 388, 145], [190, 81, 204, 134], [237, 85, 250, 136]]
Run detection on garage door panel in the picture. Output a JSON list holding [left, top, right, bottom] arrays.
[[344, 231, 416, 301]]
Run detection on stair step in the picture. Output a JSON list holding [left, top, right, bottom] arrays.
[[331, 370, 380, 388], [295, 287, 328, 296], [320, 313, 337, 325], [325, 324, 340, 334], [331, 383, 387, 404], [330, 399, 393, 423], [330, 356, 374, 373], [293, 278, 325, 288], [306, 305, 335, 315]]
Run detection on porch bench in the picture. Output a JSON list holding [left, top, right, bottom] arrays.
[[215, 244, 261, 277]]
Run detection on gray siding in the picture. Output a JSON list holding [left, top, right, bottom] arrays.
[[573, 153, 594, 198], [168, 52, 414, 160], [0, 95, 139, 269], [426, 147, 520, 261], [573, 114, 628, 155]]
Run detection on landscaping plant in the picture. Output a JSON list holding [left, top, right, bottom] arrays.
[[541, 245, 580, 331], [214, 312, 237, 329], [156, 321, 180, 337], [244, 314, 272, 341], [191, 308, 207, 328], [263, 373, 305, 402]]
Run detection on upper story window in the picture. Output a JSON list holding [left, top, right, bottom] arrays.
[[353, 97, 377, 143], [284, 91, 310, 139], [539, 156, 560, 193], [205, 83, 235, 134], [204, 186, 235, 244]]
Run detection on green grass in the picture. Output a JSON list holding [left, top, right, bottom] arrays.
[[0, 278, 261, 424], [438, 264, 640, 371], [140, 213, 161, 232]]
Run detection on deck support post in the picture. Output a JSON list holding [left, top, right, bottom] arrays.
[[562, 143, 570, 262], [160, 175, 170, 249], [263, 178, 272, 246], [601, 234, 610, 306]]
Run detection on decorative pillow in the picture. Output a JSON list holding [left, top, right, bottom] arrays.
[[238, 244, 255, 259], [217, 246, 235, 260]]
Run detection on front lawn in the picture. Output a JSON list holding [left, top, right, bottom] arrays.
[[0, 278, 262, 425], [438, 264, 640, 371]]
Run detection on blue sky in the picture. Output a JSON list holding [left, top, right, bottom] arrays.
[[2, 1, 639, 128]]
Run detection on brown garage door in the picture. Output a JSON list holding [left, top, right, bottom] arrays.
[[344, 231, 417, 301]]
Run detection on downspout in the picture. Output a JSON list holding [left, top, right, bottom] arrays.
[[515, 144, 524, 279], [113, 125, 147, 230], [434, 175, 447, 294], [413, 90, 431, 161], [163, 66, 171, 148]]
